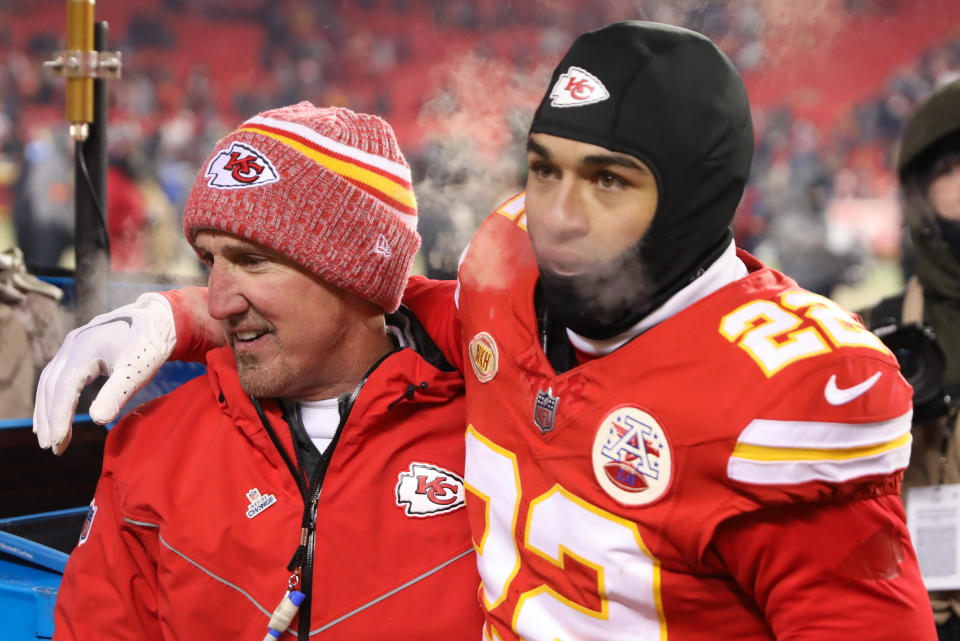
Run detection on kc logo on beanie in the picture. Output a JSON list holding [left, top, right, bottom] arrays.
[[205, 142, 280, 189]]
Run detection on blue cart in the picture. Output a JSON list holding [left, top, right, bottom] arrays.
[[0, 276, 204, 639]]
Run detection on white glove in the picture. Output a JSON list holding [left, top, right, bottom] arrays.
[[33, 292, 177, 455]]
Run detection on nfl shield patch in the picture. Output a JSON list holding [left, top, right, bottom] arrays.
[[533, 387, 559, 433]]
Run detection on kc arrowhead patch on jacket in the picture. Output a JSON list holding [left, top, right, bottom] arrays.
[[395, 462, 466, 517]]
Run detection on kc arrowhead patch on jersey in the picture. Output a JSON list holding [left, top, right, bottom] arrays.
[[205, 142, 280, 189], [468, 332, 499, 383], [592, 406, 672, 506], [395, 462, 466, 517], [549, 66, 610, 108]]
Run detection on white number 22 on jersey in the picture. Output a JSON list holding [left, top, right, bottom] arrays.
[[719, 290, 887, 377], [465, 427, 666, 641]]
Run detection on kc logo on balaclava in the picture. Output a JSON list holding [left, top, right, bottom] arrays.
[[549, 66, 610, 108]]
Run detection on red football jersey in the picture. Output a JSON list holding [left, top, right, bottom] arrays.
[[449, 194, 933, 640]]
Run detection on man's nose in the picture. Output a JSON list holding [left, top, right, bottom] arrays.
[[544, 181, 589, 241], [206, 261, 249, 320]]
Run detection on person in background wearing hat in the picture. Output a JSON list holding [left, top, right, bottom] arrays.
[[36, 23, 936, 639], [860, 79, 960, 641], [49, 102, 480, 640]]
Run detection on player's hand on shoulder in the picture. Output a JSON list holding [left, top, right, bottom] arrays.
[[34, 292, 177, 455]]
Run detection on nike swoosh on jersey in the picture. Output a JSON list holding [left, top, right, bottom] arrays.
[[824, 371, 882, 406], [78, 316, 133, 333]]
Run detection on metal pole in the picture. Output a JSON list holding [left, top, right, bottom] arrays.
[[73, 20, 110, 325]]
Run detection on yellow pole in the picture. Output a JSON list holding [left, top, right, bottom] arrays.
[[65, 0, 95, 140]]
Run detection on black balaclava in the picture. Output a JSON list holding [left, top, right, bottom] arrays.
[[528, 21, 754, 340]]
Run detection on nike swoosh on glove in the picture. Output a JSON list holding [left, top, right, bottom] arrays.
[[33, 292, 177, 455]]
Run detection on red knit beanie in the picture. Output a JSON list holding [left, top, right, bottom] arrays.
[[183, 102, 420, 312]]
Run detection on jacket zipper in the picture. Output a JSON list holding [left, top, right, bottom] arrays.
[[296, 487, 320, 640], [253, 399, 320, 641], [251, 346, 401, 640]]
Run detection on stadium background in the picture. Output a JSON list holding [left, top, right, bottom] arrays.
[[0, 3, 959, 621], [0, 0, 959, 309]]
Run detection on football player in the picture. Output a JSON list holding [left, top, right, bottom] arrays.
[[421, 21, 936, 640]]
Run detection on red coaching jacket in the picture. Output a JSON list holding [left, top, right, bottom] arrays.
[[54, 302, 481, 640]]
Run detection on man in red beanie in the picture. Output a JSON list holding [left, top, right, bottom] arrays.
[[38, 23, 936, 640], [47, 102, 481, 640]]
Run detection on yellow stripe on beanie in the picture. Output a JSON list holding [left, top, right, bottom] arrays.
[[239, 124, 417, 216]]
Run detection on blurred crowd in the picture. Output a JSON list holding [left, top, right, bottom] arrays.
[[742, 28, 960, 298], [0, 0, 957, 296]]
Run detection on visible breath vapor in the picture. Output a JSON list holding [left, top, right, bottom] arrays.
[[413, 52, 551, 278], [540, 246, 657, 333], [411, 0, 875, 295]]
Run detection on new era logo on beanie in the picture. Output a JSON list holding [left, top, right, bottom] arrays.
[[205, 142, 280, 189], [549, 66, 610, 108], [183, 102, 420, 312]]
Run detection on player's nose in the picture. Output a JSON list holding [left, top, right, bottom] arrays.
[[541, 181, 590, 242]]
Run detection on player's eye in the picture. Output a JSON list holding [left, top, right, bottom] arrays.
[[529, 160, 557, 181], [595, 171, 627, 189]]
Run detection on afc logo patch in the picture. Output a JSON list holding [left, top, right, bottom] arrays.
[[395, 462, 465, 518], [549, 66, 610, 108], [468, 332, 499, 383], [592, 405, 672, 506], [205, 141, 280, 189]]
